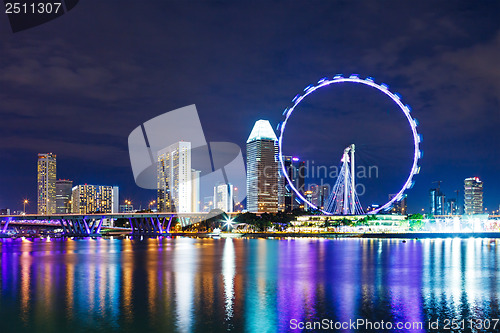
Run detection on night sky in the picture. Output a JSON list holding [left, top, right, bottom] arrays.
[[1, 1, 499, 213]]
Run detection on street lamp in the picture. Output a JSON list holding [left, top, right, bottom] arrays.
[[149, 200, 156, 211], [23, 199, 29, 215]]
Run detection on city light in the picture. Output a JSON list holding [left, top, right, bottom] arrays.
[[23, 199, 28, 215], [224, 217, 234, 230]]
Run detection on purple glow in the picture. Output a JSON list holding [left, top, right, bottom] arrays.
[[96, 218, 104, 234], [166, 216, 173, 233], [1, 218, 12, 233], [278, 74, 421, 215], [292, 157, 299, 161]]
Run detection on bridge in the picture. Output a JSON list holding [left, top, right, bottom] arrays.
[[0, 211, 235, 237]]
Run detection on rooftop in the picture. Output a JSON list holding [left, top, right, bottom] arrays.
[[247, 120, 278, 143]]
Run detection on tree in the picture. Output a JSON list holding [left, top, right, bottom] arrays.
[[407, 213, 425, 231], [407, 213, 424, 220]]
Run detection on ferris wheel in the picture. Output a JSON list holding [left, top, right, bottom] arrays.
[[278, 74, 422, 215]]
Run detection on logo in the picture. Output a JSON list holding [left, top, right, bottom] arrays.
[[4, 0, 79, 33], [128, 104, 246, 214]]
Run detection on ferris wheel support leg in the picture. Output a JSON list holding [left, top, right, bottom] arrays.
[[343, 149, 349, 215], [350, 144, 356, 214]]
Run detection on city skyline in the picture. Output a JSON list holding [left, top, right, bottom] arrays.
[[0, 1, 499, 213], [3, 127, 498, 216], [2, 3, 500, 333]]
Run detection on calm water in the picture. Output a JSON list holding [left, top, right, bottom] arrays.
[[1, 237, 500, 332]]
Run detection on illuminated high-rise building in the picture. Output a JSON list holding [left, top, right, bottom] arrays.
[[429, 188, 446, 215], [281, 156, 306, 211], [464, 177, 483, 215], [233, 186, 241, 211], [311, 184, 330, 210], [56, 179, 73, 214], [246, 120, 279, 213], [157, 141, 192, 213], [191, 169, 201, 213], [37, 153, 57, 214], [71, 185, 119, 214], [214, 183, 234, 213]]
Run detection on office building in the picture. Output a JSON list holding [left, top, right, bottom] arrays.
[[214, 183, 234, 213], [56, 179, 73, 214], [37, 153, 57, 214], [281, 156, 306, 211], [233, 186, 242, 211], [311, 184, 330, 210], [446, 198, 457, 215], [304, 190, 313, 210], [246, 120, 279, 213], [389, 193, 407, 215], [429, 188, 446, 215], [71, 185, 119, 214], [464, 177, 483, 215], [157, 141, 192, 213], [191, 169, 201, 213]]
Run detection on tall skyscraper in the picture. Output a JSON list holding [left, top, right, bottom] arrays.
[[233, 186, 241, 211], [246, 120, 279, 213], [214, 183, 234, 213], [429, 188, 446, 215], [157, 141, 192, 213], [71, 185, 119, 214], [37, 153, 57, 214], [311, 184, 330, 210], [56, 179, 73, 214], [281, 156, 306, 211], [464, 177, 483, 215], [191, 169, 201, 213]]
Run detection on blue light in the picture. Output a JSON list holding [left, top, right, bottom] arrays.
[[304, 84, 314, 92]]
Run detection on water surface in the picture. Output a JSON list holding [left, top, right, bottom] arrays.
[[1, 237, 500, 332]]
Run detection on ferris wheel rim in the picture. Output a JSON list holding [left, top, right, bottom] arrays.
[[278, 74, 422, 215]]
